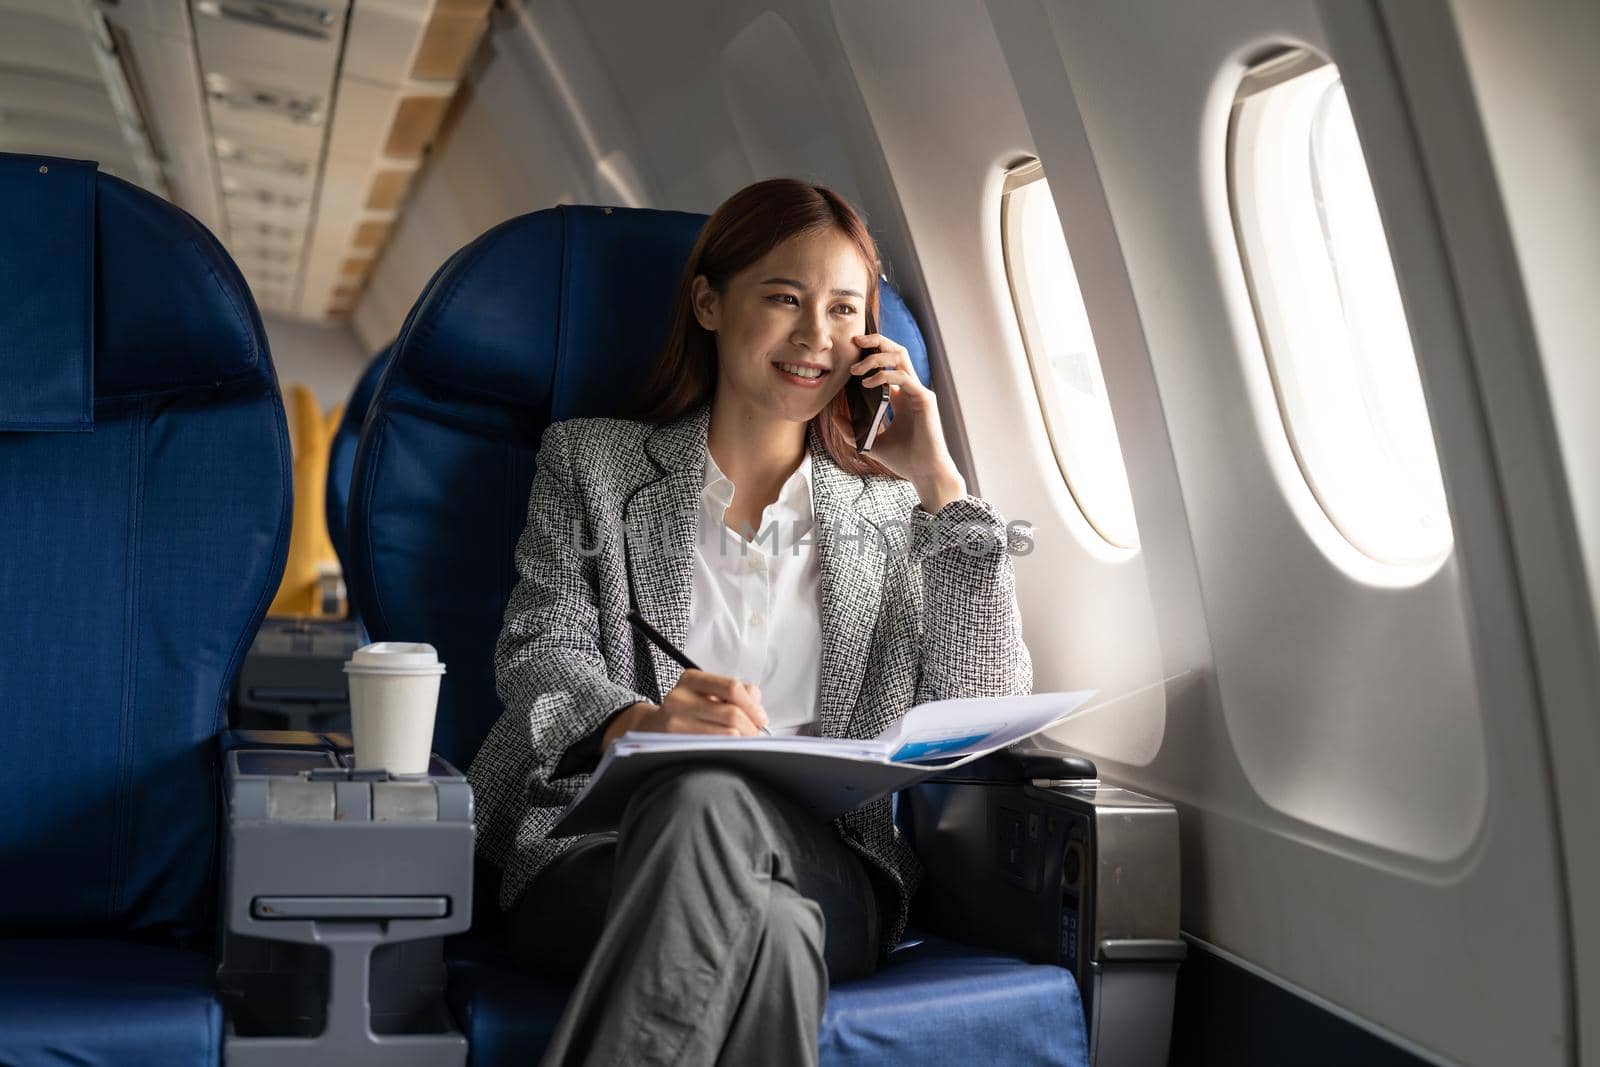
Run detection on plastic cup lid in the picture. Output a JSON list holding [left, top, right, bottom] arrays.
[[344, 641, 447, 675]]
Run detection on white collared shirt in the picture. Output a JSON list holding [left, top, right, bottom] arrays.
[[681, 448, 823, 736]]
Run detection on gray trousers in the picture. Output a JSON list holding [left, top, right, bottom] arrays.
[[510, 766, 881, 1066]]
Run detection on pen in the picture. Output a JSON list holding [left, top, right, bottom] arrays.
[[626, 609, 771, 735]]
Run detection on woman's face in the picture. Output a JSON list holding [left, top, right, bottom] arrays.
[[693, 227, 873, 427]]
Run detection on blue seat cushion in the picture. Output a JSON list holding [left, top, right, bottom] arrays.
[[0, 938, 221, 1067], [447, 933, 1087, 1066], [820, 936, 1088, 1065]]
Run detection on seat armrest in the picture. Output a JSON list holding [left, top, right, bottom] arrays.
[[223, 728, 346, 753], [222, 728, 459, 777], [904, 763, 1183, 1067], [216, 739, 472, 1066], [917, 747, 1098, 787]]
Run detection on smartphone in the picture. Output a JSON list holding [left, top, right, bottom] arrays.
[[847, 310, 892, 453]]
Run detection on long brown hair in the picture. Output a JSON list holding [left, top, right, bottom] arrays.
[[626, 178, 895, 479]]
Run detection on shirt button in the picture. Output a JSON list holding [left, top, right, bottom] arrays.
[[749, 613, 765, 628], [747, 556, 763, 573]]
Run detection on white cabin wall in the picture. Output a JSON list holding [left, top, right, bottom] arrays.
[[820, 0, 1172, 755], [1002, 0, 1571, 1063], [1448, 0, 1600, 1050], [261, 313, 370, 410], [1450, 0, 1600, 639]]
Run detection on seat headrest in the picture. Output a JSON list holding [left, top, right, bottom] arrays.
[[0, 153, 270, 413], [397, 206, 706, 421], [0, 155, 94, 431], [93, 168, 268, 396], [392, 204, 929, 423]]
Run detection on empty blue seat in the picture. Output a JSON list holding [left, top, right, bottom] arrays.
[[0, 154, 290, 1067], [347, 203, 1087, 1065], [0, 940, 223, 1066]]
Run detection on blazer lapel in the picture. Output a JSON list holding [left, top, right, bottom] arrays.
[[809, 427, 886, 739], [624, 404, 709, 701], [623, 408, 891, 733]]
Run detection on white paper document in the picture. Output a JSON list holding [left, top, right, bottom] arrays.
[[549, 690, 1097, 837]]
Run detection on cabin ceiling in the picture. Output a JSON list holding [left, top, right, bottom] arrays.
[[0, 0, 492, 322]]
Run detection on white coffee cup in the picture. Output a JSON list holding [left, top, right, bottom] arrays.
[[343, 642, 447, 775]]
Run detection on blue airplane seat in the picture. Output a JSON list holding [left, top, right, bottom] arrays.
[[0, 154, 291, 1066], [326, 342, 393, 581], [346, 203, 1088, 1065]]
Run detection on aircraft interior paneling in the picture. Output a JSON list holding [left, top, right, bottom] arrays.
[[1, 0, 1595, 1064]]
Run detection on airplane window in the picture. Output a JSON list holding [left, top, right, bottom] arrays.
[[1001, 160, 1139, 549], [1231, 51, 1453, 566]]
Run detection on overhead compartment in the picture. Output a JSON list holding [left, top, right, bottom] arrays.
[[191, 0, 349, 314], [89, 0, 492, 321], [94, 0, 224, 234], [297, 0, 490, 319]]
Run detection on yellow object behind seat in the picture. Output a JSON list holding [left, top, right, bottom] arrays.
[[268, 383, 341, 617]]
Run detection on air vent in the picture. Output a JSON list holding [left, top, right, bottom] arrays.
[[250, 275, 293, 289], [215, 137, 312, 178], [234, 245, 300, 265], [222, 178, 308, 212], [205, 73, 324, 126], [195, 0, 338, 42], [237, 219, 303, 242]]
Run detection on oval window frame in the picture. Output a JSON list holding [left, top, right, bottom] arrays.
[[1227, 48, 1454, 570], [1000, 159, 1140, 550]]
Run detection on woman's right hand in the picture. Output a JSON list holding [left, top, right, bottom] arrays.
[[602, 671, 768, 749]]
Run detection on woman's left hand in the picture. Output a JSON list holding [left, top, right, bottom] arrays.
[[849, 333, 967, 512]]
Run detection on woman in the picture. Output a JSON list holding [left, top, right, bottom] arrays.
[[467, 178, 1032, 1066]]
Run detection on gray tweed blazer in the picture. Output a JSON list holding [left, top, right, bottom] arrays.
[[468, 401, 1032, 953]]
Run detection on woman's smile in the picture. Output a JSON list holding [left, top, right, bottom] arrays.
[[772, 360, 831, 387]]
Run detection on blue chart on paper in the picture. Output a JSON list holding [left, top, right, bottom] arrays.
[[891, 733, 991, 762]]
